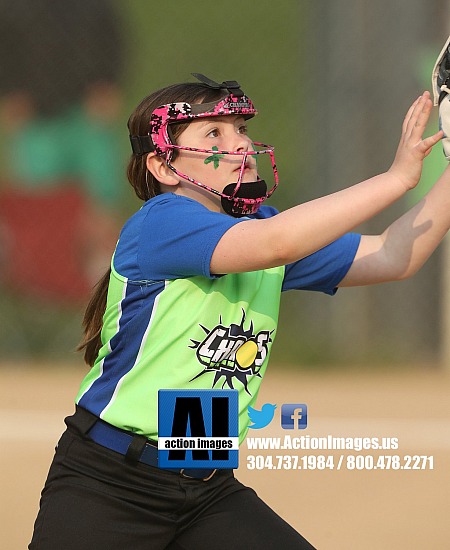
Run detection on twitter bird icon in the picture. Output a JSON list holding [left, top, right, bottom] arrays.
[[248, 403, 277, 429]]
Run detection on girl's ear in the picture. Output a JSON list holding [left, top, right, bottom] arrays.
[[146, 153, 179, 186]]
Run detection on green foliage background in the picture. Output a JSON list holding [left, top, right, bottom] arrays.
[[115, 0, 308, 211]]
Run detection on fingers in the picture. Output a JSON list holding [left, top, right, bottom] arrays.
[[421, 129, 444, 153], [402, 96, 421, 134], [404, 91, 433, 140]]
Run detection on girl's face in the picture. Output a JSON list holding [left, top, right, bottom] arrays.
[[170, 115, 258, 212]]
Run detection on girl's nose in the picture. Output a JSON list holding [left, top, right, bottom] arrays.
[[233, 134, 251, 153]]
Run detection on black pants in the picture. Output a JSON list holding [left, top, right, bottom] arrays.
[[29, 410, 316, 550]]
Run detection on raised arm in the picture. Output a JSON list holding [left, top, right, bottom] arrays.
[[211, 92, 443, 275], [339, 163, 450, 286]]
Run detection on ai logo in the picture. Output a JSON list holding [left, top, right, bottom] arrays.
[[281, 404, 308, 429], [158, 389, 239, 469]]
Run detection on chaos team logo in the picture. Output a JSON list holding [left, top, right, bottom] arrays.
[[189, 310, 273, 394]]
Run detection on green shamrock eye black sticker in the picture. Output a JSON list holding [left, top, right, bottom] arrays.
[[204, 146, 225, 169]]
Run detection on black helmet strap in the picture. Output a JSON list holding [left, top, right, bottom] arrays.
[[191, 73, 244, 97]]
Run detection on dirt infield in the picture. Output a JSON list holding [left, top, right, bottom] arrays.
[[1, 362, 449, 549]]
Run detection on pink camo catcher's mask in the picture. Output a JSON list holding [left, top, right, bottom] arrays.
[[149, 93, 257, 156], [129, 75, 279, 217]]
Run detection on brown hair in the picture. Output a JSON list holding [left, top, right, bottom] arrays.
[[78, 82, 226, 366]]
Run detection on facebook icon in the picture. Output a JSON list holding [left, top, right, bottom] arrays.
[[281, 404, 307, 429]]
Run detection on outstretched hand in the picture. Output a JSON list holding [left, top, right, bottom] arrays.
[[388, 91, 443, 190]]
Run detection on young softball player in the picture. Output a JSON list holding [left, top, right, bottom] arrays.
[[30, 61, 450, 549]]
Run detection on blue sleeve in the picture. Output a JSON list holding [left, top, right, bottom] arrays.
[[114, 194, 244, 281], [254, 207, 360, 294], [282, 233, 361, 294]]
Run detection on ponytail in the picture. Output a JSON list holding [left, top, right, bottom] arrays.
[[77, 267, 111, 366]]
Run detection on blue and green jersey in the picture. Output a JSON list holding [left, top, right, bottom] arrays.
[[76, 194, 360, 443]]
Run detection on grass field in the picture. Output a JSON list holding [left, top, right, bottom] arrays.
[[1, 362, 449, 549]]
